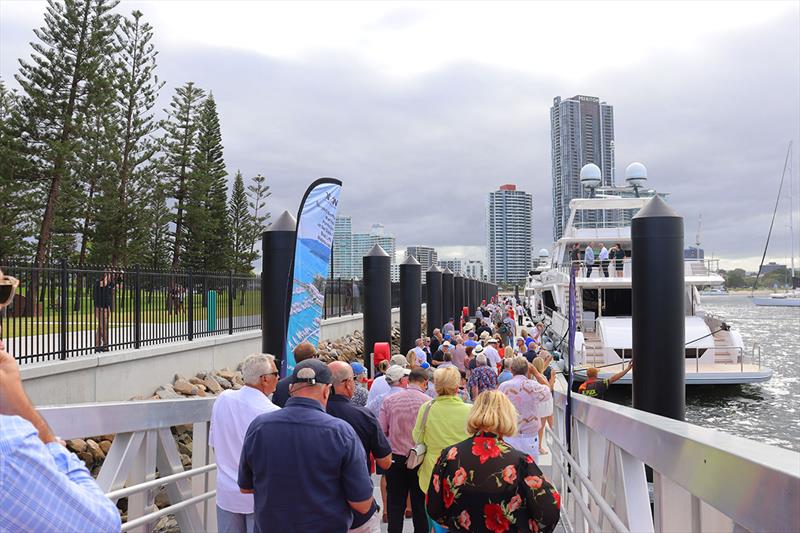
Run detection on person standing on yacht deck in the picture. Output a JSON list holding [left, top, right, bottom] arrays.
[[599, 243, 610, 278], [585, 242, 596, 278], [579, 361, 633, 399], [613, 243, 625, 277]]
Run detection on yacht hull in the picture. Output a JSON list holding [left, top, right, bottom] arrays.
[[753, 297, 800, 307]]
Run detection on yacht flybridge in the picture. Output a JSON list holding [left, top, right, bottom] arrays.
[[526, 164, 772, 385]]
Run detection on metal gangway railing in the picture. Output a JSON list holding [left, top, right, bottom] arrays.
[[546, 385, 800, 532], [41, 398, 217, 533]]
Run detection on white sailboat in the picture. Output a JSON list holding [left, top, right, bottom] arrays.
[[754, 141, 800, 307], [525, 162, 771, 385]]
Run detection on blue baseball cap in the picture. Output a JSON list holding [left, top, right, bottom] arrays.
[[350, 362, 367, 376], [420, 362, 430, 369]]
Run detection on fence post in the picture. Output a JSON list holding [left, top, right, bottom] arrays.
[[134, 266, 141, 349], [187, 269, 194, 341], [59, 259, 68, 360], [228, 270, 234, 335]]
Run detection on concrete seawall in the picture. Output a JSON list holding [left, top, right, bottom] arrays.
[[21, 307, 410, 406]]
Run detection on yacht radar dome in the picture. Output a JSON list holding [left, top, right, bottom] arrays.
[[538, 248, 549, 257], [625, 162, 648, 196], [580, 163, 601, 196]]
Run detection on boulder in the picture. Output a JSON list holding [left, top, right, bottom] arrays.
[[177, 440, 192, 457], [211, 374, 232, 389], [173, 379, 199, 396], [86, 439, 105, 462], [154, 488, 170, 509], [78, 451, 94, 467], [155, 384, 181, 400], [66, 438, 87, 453], [99, 440, 112, 455], [202, 376, 222, 394], [217, 369, 236, 381], [180, 453, 191, 468], [188, 377, 207, 388]]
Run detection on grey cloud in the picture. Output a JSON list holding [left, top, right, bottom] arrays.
[[2, 7, 798, 268]]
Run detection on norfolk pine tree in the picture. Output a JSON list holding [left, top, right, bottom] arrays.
[[229, 170, 255, 272], [247, 173, 272, 264], [184, 93, 231, 272], [15, 0, 120, 267], [94, 9, 164, 265], [160, 81, 205, 269]]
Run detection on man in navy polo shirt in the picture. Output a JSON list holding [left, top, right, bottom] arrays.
[[239, 359, 374, 532], [327, 361, 392, 532]]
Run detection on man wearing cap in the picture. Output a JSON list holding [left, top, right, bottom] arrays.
[[366, 365, 410, 417], [367, 354, 408, 406], [271, 341, 317, 408], [327, 362, 393, 532], [431, 340, 451, 368], [350, 362, 369, 407], [239, 360, 374, 532], [484, 337, 502, 371]]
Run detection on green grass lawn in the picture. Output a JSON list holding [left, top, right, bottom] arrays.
[[2, 290, 261, 338]]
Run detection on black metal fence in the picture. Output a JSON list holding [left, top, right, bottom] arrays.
[[1, 261, 261, 364], [1, 263, 431, 364], [322, 279, 429, 318]]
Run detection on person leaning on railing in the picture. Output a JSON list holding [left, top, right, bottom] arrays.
[[0, 269, 122, 532], [425, 390, 561, 533]]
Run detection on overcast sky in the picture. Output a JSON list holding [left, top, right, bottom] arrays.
[[2, 1, 799, 271]]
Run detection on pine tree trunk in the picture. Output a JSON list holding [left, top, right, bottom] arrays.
[[34, 0, 92, 269]]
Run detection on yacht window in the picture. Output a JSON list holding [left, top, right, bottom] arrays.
[[603, 289, 632, 316], [542, 290, 556, 313]]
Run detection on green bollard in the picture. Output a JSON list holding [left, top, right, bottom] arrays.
[[207, 290, 217, 331]]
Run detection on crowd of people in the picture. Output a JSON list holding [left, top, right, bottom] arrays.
[[1, 265, 564, 533]]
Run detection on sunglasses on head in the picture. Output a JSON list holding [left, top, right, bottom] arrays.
[[0, 274, 19, 309]]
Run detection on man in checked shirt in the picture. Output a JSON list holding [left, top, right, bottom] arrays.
[[0, 269, 121, 532]]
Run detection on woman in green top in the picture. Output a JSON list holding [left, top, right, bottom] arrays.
[[412, 366, 472, 496]]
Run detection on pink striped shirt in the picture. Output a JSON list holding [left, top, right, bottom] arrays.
[[379, 384, 430, 455]]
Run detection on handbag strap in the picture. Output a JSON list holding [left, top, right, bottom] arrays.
[[417, 400, 434, 443]]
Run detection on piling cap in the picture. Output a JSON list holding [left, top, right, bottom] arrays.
[[427, 264, 442, 273], [269, 210, 297, 231], [401, 255, 420, 266], [442, 267, 454, 275], [366, 243, 389, 257], [633, 195, 680, 219]]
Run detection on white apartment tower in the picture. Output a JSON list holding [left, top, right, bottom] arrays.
[[486, 184, 533, 284]]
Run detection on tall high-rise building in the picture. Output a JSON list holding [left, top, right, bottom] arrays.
[[331, 216, 353, 278], [486, 184, 533, 284], [352, 223, 397, 280], [551, 95, 615, 240], [465, 260, 485, 281], [439, 259, 464, 275], [406, 246, 438, 271], [331, 219, 398, 280]]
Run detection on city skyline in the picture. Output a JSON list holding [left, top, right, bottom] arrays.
[[2, 2, 798, 271]]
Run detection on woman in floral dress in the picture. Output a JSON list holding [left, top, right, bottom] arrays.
[[426, 391, 561, 533]]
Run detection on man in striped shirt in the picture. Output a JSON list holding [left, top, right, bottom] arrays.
[[378, 368, 430, 533]]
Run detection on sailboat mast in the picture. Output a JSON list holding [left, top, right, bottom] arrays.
[[789, 147, 795, 279], [753, 140, 793, 291]]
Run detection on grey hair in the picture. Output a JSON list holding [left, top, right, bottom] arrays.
[[476, 353, 487, 366], [510, 356, 529, 376], [242, 353, 276, 385]]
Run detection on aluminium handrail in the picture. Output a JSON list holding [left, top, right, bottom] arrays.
[[546, 425, 630, 533], [552, 390, 800, 533], [121, 490, 216, 532], [105, 463, 217, 500]]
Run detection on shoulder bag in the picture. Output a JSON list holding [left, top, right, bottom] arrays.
[[406, 401, 434, 468]]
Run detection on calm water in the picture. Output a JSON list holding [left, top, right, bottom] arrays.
[[605, 294, 800, 452]]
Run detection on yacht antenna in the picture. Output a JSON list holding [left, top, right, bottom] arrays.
[[754, 141, 793, 291]]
